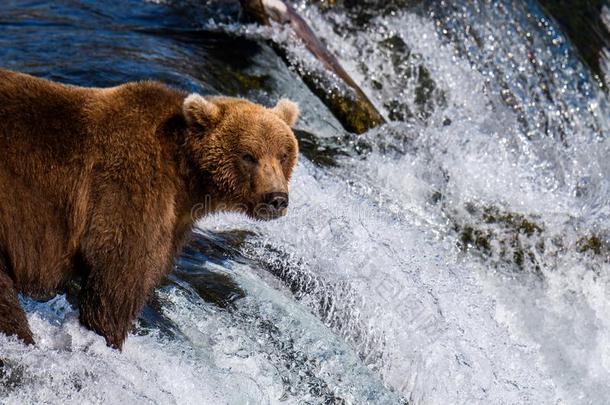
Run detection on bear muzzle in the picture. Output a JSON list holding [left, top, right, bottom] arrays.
[[254, 192, 289, 220]]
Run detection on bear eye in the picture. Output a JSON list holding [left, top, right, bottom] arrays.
[[242, 153, 257, 164], [280, 153, 289, 163]]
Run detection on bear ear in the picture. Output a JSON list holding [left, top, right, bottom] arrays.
[[272, 99, 299, 127], [183, 93, 220, 126]]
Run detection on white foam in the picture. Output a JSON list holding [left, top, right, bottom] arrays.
[[4, 1, 610, 403], [202, 1, 610, 402]]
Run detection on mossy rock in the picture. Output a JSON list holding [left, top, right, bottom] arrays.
[[453, 204, 546, 273], [297, 61, 385, 134], [452, 201, 610, 274], [480, 207, 543, 237], [577, 234, 610, 261], [239, 0, 386, 134]]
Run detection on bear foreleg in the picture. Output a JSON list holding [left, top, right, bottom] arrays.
[[0, 257, 34, 345], [77, 199, 174, 349]]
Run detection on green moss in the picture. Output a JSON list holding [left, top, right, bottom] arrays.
[[577, 235, 607, 257], [323, 83, 385, 134], [453, 205, 546, 272], [459, 226, 492, 253], [454, 203, 610, 273], [513, 248, 524, 268], [481, 207, 543, 237]]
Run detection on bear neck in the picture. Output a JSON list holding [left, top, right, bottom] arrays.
[[175, 132, 223, 219], [156, 114, 212, 231]]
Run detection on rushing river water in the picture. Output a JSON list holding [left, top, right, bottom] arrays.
[[1, 0, 609, 404]]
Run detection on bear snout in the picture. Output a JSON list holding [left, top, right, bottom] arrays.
[[254, 192, 289, 220], [264, 192, 289, 211]]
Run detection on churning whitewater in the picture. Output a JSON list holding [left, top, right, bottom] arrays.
[[0, 0, 609, 404]]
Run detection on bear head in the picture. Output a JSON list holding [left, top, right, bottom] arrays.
[[183, 94, 299, 220]]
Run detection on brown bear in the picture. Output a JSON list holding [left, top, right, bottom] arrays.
[[0, 68, 299, 349]]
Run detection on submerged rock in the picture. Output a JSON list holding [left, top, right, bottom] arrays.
[[452, 204, 546, 275], [293, 128, 350, 167], [577, 234, 610, 261], [0, 359, 25, 394], [447, 202, 610, 275], [167, 230, 250, 309]]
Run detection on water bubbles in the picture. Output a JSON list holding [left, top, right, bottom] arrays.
[[1, 0, 609, 403], [275, 0, 610, 402]]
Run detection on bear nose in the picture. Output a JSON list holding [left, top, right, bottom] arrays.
[[264, 192, 289, 211]]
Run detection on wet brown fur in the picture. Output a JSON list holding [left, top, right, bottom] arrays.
[[0, 68, 298, 348]]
